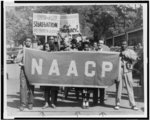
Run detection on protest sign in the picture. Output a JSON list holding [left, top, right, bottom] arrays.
[[60, 14, 80, 34], [33, 13, 60, 36], [24, 48, 120, 88]]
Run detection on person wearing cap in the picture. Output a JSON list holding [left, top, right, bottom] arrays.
[[93, 40, 110, 106]]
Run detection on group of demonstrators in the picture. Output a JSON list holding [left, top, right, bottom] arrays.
[[15, 33, 139, 111]]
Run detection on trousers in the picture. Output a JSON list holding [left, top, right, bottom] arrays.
[[93, 88, 105, 104], [82, 88, 90, 101], [44, 87, 58, 105], [20, 67, 34, 106], [116, 71, 136, 107]]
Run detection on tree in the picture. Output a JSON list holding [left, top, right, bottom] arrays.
[[6, 6, 35, 45], [114, 4, 142, 34], [84, 5, 117, 41], [6, 4, 143, 46]]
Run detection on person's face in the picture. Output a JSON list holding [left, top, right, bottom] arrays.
[[121, 41, 128, 50], [84, 44, 89, 51], [25, 38, 32, 48], [54, 37, 57, 42], [98, 42, 103, 49], [72, 43, 76, 48], [78, 42, 82, 47], [49, 38, 54, 43], [45, 44, 50, 51]]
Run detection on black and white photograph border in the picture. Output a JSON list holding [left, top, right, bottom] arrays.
[[2, 1, 148, 119]]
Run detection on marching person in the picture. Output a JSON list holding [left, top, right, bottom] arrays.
[[41, 42, 51, 109], [63, 39, 78, 100], [91, 42, 98, 51], [93, 40, 110, 105], [15, 36, 34, 111], [81, 42, 92, 109], [48, 36, 59, 51], [42, 40, 59, 109], [77, 41, 83, 51], [97, 40, 110, 51], [114, 41, 138, 110], [48, 37, 59, 108], [70, 39, 78, 51]]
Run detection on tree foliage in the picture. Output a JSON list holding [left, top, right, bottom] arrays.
[[6, 4, 143, 45]]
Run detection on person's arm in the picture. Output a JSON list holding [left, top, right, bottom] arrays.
[[78, 33, 83, 41], [15, 49, 23, 64], [57, 32, 64, 41], [123, 49, 138, 61]]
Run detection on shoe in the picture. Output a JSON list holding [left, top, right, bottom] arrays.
[[28, 104, 33, 110], [100, 101, 105, 106], [42, 103, 49, 109], [82, 105, 86, 109], [114, 105, 120, 110], [19, 105, 26, 111], [85, 101, 89, 109], [51, 104, 56, 109], [82, 102, 86, 109], [132, 106, 139, 111], [93, 101, 98, 106]]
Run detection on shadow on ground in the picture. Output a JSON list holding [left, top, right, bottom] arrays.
[[107, 86, 144, 103], [7, 86, 144, 109]]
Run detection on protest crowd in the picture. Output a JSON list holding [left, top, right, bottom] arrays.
[[6, 10, 143, 114], [15, 30, 142, 111]]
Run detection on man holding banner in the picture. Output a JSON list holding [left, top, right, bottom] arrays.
[[114, 41, 138, 111], [93, 40, 110, 106], [15, 36, 34, 111]]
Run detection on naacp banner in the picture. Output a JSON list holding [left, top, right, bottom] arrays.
[[33, 13, 60, 36], [24, 48, 120, 88]]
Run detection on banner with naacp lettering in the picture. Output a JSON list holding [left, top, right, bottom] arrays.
[[24, 48, 120, 88]]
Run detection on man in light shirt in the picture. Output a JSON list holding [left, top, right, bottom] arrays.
[[97, 40, 110, 51], [15, 36, 34, 111], [93, 40, 110, 106], [114, 41, 138, 110]]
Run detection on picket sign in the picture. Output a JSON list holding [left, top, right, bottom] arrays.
[[33, 13, 80, 36], [33, 13, 60, 36]]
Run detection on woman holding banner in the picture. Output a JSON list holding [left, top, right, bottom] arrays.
[[42, 37, 59, 109], [41, 42, 51, 109]]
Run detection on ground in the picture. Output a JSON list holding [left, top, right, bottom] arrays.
[[5, 63, 145, 118]]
